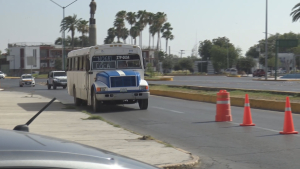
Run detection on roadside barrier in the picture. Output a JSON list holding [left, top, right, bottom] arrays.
[[240, 94, 255, 126], [280, 97, 298, 134], [215, 90, 232, 122]]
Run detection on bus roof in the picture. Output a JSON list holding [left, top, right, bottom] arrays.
[[67, 44, 141, 58]]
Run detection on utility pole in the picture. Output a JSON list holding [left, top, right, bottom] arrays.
[[264, 0, 268, 80], [179, 50, 185, 58], [50, 0, 77, 71]]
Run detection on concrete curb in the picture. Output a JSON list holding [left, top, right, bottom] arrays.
[[150, 89, 300, 114], [227, 75, 241, 78], [157, 149, 199, 169], [4, 77, 20, 79], [145, 76, 173, 81], [252, 78, 300, 81]]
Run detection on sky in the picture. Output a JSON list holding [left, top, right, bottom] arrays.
[[0, 0, 300, 57]]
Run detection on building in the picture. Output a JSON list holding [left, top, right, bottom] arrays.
[[6, 42, 75, 76]]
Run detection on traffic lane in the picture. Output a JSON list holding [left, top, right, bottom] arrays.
[[99, 96, 300, 169], [148, 76, 300, 92], [0, 79, 73, 104]]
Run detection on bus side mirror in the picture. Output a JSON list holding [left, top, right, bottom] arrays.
[[143, 57, 146, 70]]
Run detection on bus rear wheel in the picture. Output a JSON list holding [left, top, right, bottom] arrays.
[[92, 92, 101, 112], [138, 99, 148, 110]]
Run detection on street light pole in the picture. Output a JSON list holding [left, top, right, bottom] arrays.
[[264, 0, 268, 80], [50, 0, 77, 71], [227, 41, 229, 69]]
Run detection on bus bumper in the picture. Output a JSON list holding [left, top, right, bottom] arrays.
[[96, 92, 149, 101]]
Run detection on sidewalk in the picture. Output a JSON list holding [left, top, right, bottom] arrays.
[[0, 91, 198, 168]]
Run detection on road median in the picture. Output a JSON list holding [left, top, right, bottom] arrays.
[[150, 87, 300, 113]]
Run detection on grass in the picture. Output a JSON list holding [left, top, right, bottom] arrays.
[[33, 74, 47, 79], [150, 85, 300, 103]]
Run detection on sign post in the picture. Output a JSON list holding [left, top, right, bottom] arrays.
[[27, 56, 36, 85]]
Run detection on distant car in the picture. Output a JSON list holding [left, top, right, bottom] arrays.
[[19, 74, 35, 87], [225, 68, 237, 75], [253, 69, 265, 77], [47, 71, 67, 89], [0, 71, 5, 79]]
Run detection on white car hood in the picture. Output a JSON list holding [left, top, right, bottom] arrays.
[[54, 76, 67, 80]]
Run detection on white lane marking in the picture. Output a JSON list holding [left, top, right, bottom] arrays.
[[230, 122, 300, 137], [116, 70, 125, 76], [151, 106, 185, 114]]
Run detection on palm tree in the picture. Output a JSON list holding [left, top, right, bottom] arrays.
[[162, 31, 174, 53], [147, 12, 155, 49], [291, 3, 300, 22], [161, 22, 174, 53], [60, 14, 82, 49], [116, 10, 127, 19], [153, 12, 167, 50], [121, 28, 129, 43], [103, 27, 116, 44], [136, 10, 148, 47], [126, 12, 136, 44], [76, 20, 89, 47], [149, 25, 158, 49], [130, 26, 140, 45], [55, 37, 62, 45], [114, 18, 125, 42]]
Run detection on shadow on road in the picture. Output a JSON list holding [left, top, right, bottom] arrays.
[[256, 134, 281, 137], [17, 102, 72, 112]]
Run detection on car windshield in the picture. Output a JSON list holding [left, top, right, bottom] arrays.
[[54, 72, 66, 76], [92, 55, 141, 70], [22, 76, 32, 79]]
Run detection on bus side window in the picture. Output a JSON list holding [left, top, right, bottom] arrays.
[[78, 56, 82, 71], [82, 56, 86, 71], [86, 56, 90, 71]]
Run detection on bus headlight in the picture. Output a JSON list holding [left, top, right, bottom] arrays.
[[96, 87, 107, 92], [139, 86, 148, 90]]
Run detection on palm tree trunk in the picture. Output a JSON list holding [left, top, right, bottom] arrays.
[[82, 33, 84, 47], [134, 38, 136, 45], [149, 31, 151, 49], [139, 31, 142, 47], [72, 31, 75, 49], [130, 25, 132, 44], [157, 31, 160, 50], [166, 39, 168, 53], [152, 35, 155, 49]]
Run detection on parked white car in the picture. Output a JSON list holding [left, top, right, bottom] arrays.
[[0, 71, 6, 79], [19, 74, 35, 87], [47, 71, 67, 89], [225, 68, 237, 75]]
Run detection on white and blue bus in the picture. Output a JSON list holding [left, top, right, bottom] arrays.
[[66, 44, 149, 112]]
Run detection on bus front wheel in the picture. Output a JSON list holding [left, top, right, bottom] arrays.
[[92, 92, 101, 112], [138, 99, 148, 110]]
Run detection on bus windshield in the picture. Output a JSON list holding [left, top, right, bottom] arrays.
[[92, 54, 141, 70]]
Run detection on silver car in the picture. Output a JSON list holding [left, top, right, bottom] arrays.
[[19, 74, 35, 87], [0, 71, 5, 79]]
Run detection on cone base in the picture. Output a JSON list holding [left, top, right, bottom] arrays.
[[240, 123, 255, 126], [279, 131, 298, 134]]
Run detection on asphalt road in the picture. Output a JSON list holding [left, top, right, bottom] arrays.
[[2, 78, 300, 169], [148, 76, 300, 92]]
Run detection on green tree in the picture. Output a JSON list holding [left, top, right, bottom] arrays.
[[246, 45, 260, 58], [5, 48, 10, 55], [178, 58, 193, 72], [198, 40, 212, 61], [161, 22, 174, 53], [60, 14, 82, 49], [76, 20, 89, 47], [291, 3, 300, 22], [210, 45, 227, 71], [104, 27, 116, 44], [126, 12, 136, 44], [149, 25, 158, 48], [236, 57, 255, 74]]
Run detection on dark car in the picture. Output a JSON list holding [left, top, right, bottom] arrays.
[[0, 128, 158, 169], [253, 69, 265, 77]]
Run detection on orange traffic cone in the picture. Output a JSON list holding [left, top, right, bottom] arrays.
[[240, 94, 255, 126], [280, 97, 298, 134]]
